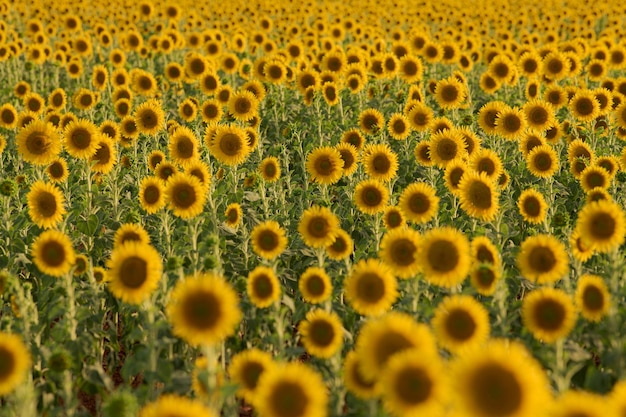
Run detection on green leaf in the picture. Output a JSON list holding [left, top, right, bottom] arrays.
[[77, 214, 99, 236]]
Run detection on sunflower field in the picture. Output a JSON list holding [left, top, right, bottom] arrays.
[[2, 0, 626, 416]]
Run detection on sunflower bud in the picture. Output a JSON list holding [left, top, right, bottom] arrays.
[[102, 390, 139, 417]]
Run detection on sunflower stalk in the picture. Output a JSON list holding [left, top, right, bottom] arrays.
[[554, 338, 568, 392], [63, 271, 78, 341], [202, 344, 223, 412]]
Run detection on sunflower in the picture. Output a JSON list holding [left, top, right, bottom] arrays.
[[355, 312, 437, 382], [138, 176, 166, 214], [432, 295, 490, 354], [343, 350, 377, 399], [387, 113, 412, 140], [106, 241, 162, 305], [341, 128, 365, 151], [353, 179, 389, 215], [379, 228, 422, 279], [299, 266, 332, 304], [344, 258, 398, 316], [382, 205, 406, 230], [335, 143, 359, 176], [254, 362, 328, 417], [251, 221, 288, 260], [16, 120, 61, 165], [113, 223, 150, 248], [495, 107, 527, 140], [46, 159, 69, 183], [31, 229, 76, 277], [517, 188, 548, 224], [579, 165, 610, 192], [321, 82, 340, 106], [458, 171, 500, 221], [434, 76, 466, 109], [199, 72, 221, 96], [544, 85, 568, 108], [574, 200, 626, 253], [362, 143, 398, 182], [522, 287, 576, 343], [611, 381, 626, 417], [299, 309, 343, 359], [227, 90, 258, 122], [228, 348, 275, 402], [99, 120, 120, 143], [63, 119, 100, 160], [478, 101, 507, 135], [134, 99, 165, 136], [419, 227, 471, 288], [526, 144, 559, 178], [325, 229, 353, 260], [479, 73, 502, 95], [0, 332, 31, 396], [379, 348, 447, 417], [471, 264, 501, 296], [90, 137, 117, 175], [0, 103, 18, 128], [429, 129, 467, 168], [414, 141, 434, 166], [139, 394, 215, 417], [168, 126, 199, 168], [164, 172, 206, 220], [469, 148, 503, 182], [131, 70, 158, 97], [516, 234, 568, 284], [359, 108, 385, 135], [167, 272, 241, 346], [551, 390, 607, 417], [405, 101, 433, 132], [27, 180, 66, 229], [258, 156, 281, 182], [451, 339, 550, 417], [298, 205, 340, 248], [305, 146, 344, 185], [247, 265, 281, 308], [573, 274, 610, 322], [222, 203, 242, 229], [209, 124, 251, 166], [23, 92, 45, 114], [523, 99, 555, 133], [569, 90, 600, 122]]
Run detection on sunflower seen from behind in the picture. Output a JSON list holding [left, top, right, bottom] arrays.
[[299, 309, 343, 359], [0, 332, 32, 396], [379, 348, 448, 417], [27, 180, 66, 229], [253, 361, 328, 417], [167, 272, 241, 346], [418, 226, 471, 288], [522, 287, 577, 343], [247, 265, 281, 308], [575, 274, 610, 322], [431, 295, 490, 354], [31, 229, 76, 277], [344, 258, 398, 316], [451, 339, 551, 417]]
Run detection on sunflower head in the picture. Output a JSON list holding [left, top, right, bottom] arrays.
[[247, 265, 281, 308], [522, 287, 577, 343]]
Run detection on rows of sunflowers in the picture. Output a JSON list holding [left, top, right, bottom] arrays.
[[1, 0, 626, 415]]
